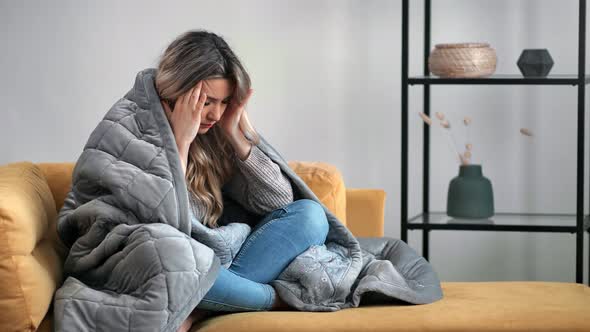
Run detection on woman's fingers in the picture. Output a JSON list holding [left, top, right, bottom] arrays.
[[185, 86, 196, 107], [239, 88, 254, 108], [235, 89, 254, 118], [196, 92, 207, 113], [191, 81, 202, 109], [180, 88, 189, 107], [175, 95, 181, 110]]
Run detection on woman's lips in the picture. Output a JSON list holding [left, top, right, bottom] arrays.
[[200, 123, 214, 128]]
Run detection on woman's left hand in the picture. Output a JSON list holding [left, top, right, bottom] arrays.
[[219, 88, 254, 141]]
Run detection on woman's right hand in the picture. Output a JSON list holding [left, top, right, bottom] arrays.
[[162, 81, 207, 148]]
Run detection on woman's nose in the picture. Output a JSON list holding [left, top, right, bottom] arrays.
[[208, 104, 223, 121]]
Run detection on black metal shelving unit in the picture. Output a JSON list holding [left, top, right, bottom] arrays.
[[401, 0, 590, 285]]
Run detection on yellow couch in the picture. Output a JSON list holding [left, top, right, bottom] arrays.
[[0, 161, 589, 332]]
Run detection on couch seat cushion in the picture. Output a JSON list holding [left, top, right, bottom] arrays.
[[191, 282, 590, 332]]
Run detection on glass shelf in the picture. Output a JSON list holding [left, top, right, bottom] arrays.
[[407, 212, 590, 233], [407, 74, 590, 85]]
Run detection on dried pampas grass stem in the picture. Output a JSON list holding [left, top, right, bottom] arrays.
[[418, 112, 432, 125], [463, 116, 472, 164], [438, 114, 463, 165], [418, 112, 461, 164], [520, 128, 533, 137]]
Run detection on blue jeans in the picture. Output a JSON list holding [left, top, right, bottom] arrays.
[[195, 199, 329, 312]]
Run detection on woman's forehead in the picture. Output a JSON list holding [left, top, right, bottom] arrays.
[[202, 78, 233, 99]]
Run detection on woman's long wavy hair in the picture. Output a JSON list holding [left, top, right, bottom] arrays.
[[155, 30, 260, 228]]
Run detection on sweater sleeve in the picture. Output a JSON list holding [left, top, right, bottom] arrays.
[[222, 144, 294, 215]]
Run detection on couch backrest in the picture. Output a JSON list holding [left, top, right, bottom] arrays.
[[36, 161, 349, 226], [286, 161, 347, 226]]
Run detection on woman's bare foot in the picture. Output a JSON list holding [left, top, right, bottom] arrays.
[[177, 308, 212, 332], [177, 317, 193, 332]]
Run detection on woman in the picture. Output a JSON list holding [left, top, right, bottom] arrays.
[[154, 30, 330, 332]]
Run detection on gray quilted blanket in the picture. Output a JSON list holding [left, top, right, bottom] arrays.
[[53, 68, 443, 332]]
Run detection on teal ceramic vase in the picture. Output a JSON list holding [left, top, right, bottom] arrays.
[[446, 164, 494, 219]]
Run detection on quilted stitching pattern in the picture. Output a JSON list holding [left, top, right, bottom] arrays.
[[189, 208, 251, 268], [55, 223, 218, 331]]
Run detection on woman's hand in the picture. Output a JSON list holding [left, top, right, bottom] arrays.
[[218, 88, 254, 142], [162, 81, 207, 149], [218, 88, 255, 160]]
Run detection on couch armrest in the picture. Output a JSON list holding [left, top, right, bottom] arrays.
[[0, 162, 63, 331], [36, 162, 75, 213], [345, 188, 386, 237]]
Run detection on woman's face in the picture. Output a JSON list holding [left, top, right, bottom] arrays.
[[197, 78, 233, 134]]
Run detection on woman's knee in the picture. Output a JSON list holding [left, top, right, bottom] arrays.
[[285, 199, 329, 244]]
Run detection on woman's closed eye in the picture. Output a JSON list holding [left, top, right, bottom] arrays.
[[204, 99, 230, 107]]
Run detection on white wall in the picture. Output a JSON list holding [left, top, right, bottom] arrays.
[[1, 0, 588, 282]]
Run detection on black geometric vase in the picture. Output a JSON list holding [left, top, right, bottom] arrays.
[[517, 49, 554, 77]]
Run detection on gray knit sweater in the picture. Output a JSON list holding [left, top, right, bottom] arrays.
[[224, 144, 294, 216], [188, 144, 294, 266]]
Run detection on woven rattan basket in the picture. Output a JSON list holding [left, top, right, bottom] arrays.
[[429, 42, 497, 78]]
